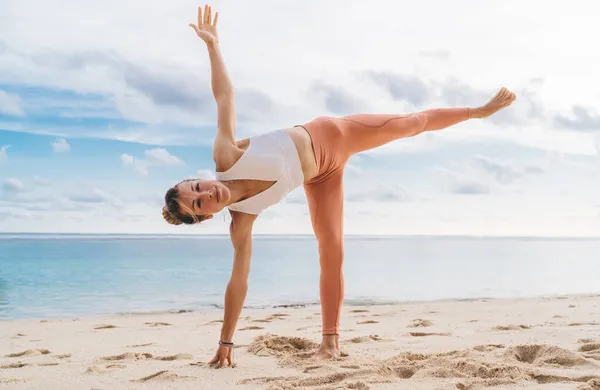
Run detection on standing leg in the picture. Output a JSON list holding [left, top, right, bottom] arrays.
[[304, 168, 345, 359]]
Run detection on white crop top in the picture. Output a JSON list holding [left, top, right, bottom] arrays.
[[214, 129, 305, 215]]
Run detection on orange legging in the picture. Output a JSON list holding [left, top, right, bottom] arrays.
[[295, 107, 473, 335]]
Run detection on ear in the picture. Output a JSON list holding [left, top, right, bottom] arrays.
[[203, 214, 214, 221]]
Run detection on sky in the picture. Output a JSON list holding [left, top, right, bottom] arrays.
[[1, 0, 600, 236]]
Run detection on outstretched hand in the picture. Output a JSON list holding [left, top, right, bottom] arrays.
[[189, 4, 219, 45]]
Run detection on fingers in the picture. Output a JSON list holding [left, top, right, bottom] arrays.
[[207, 354, 219, 365], [227, 354, 232, 366], [197, 4, 216, 26], [189, 23, 199, 33]]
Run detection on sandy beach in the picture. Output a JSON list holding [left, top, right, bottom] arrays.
[[1, 294, 600, 390]]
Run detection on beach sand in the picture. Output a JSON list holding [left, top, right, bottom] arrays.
[[1, 294, 600, 389]]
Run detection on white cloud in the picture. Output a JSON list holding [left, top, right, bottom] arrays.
[[2, 177, 25, 193], [196, 169, 215, 180], [67, 187, 123, 209], [144, 148, 184, 166], [121, 148, 183, 176], [0, 145, 8, 162], [51, 137, 71, 153], [121, 153, 149, 176], [0, 89, 24, 116]]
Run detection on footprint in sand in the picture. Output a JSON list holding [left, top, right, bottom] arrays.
[[568, 322, 600, 326], [5, 349, 51, 358], [100, 352, 192, 361], [101, 352, 153, 361], [346, 335, 390, 344], [251, 314, 289, 323], [492, 324, 532, 331], [206, 319, 224, 324], [506, 344, 591, 367], [350, 309, 370, 314], [0, 378, 29, 384], [357, 320, 379, 325], [1, 362, 29, 369], [407, 319, 433, 328], [240, 369, 377, 389], [239, 326, 265, 331], [125, 343, 155, 348], [579, 343, 600, 352], [408, 332, 450, 337], [94, 324, 117, 330], [131, 370, 195, 382], [472, 344, 505, 352], [145, 322, 171, 327]]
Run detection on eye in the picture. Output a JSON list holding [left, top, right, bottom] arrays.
[[196, 183, 200, 192]]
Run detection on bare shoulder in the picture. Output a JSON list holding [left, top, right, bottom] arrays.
[[214, 138, 250, 173]]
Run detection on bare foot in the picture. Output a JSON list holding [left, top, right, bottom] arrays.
[[311, 345, 340, 360], [310, 334, 340, 360], [473, 87, 516, 118]]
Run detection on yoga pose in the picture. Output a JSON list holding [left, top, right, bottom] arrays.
[[162, 4, 516, 367]]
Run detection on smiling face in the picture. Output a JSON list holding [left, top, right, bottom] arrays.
[[175, 179, 231, 217]]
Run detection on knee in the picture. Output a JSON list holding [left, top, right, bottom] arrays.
[[318, 237, 344, 267], [412, 112, 429, 135]]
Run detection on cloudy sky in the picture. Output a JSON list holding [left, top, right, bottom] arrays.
[[1, 0, 599, 236]]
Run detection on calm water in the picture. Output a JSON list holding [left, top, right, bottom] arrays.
[[1, 234, 599, 320]]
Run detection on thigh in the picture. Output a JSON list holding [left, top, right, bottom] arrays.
[[333, 113, 426, 155]]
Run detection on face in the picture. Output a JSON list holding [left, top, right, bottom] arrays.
[[176, 179, 231, 218]]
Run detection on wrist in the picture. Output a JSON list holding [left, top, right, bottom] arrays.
[[206, 39, 219, 49], [220, 330, 233, 342]]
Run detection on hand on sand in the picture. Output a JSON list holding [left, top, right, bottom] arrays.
[[189, 4, 219, 45], [208, 344, 233, 368], [473, 87, 516, 118]]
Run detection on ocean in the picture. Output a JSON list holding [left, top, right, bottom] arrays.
[[1, 234, 599, 320]]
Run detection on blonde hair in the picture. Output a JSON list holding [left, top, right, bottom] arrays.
[[162, 180, 210, 225], [162, 205, 183, 225]]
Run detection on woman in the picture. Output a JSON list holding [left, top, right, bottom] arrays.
[[162, 4, 516, 367]]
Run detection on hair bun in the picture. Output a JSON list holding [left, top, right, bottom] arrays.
[[162, 205, 183, 225]]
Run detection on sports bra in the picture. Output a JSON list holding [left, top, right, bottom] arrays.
[[214, 129, 304, 215]]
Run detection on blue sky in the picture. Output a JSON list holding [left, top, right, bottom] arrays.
[[1, 0, 600, 235]]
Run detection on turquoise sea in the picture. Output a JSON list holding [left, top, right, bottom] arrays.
[[1, 234, 599, 320]]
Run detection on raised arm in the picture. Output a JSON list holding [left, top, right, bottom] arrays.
[[208, 211, 257, 368], [189, 5, 237, 156]]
